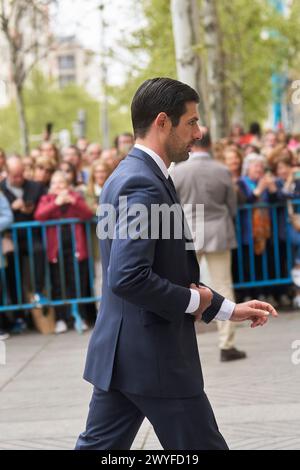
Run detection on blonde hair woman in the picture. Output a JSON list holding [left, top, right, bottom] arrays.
[[85, 159, 111, 212], [34, 156, 56, 188]]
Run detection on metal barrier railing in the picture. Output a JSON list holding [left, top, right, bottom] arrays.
[[0, 200, 299, 312], [233, 200, 296, 289], [0, 217, 100, 312]]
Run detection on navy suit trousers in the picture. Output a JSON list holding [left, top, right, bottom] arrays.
[[75, 387, 229, 450]]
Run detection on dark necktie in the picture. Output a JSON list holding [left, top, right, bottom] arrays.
[[167, 175, 177, 196], [167, 175, 193, 243]]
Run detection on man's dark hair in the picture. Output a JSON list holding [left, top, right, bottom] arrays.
[[131, 77, 199, 138], [249, 122, 261, 137], [193, 130, 211, 149]]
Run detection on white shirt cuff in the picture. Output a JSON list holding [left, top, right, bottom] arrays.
[[215, 298, 235, 321], [185, 289, 200, 313]]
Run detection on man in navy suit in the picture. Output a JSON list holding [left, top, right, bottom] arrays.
[[75, 78, 277, 450]]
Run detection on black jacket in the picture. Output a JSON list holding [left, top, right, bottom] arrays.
[[0, 179, 46, 250]]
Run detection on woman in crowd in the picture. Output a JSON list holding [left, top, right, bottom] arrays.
[[0, 191, 13, 340], [268, 144, 295, 171], [34, 156, 56, 189], [85, 159, 111, 212], [224, 147, 243, 184], [237, 153, 278, 303], [84, 159, 111, 302], [59, 161, 86, 195], [224, 146, 246, 297], [261, 130, 278, 158], [34, 171, 94, 334], [39, 141, 60, 166], [273, 157, 300, 307]]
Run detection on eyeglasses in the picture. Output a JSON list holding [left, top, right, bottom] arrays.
[[37, 166, 53, 173]]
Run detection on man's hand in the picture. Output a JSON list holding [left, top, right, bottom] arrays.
[[55, 191, 75, 206], [11, 198, 25, 211], [190, 283, 213, 321], [231, 299, 278, 328], [20, 202, 34, 214]]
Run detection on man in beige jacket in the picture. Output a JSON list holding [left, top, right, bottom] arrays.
[[172, 131, 246, 362]]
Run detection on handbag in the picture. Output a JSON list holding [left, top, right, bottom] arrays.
[[252, 207, 271, 255]]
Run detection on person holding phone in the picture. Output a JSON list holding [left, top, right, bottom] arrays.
[[34, 171, 94, 334], [273, 158, 300, 308]]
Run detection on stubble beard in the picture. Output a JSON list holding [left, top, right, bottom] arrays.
[[165, 131, 190, 164]]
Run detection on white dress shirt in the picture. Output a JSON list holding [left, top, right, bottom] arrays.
[[134, 144, 235, 321]]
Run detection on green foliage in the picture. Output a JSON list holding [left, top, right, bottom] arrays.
[[103, 0, 176, 133], [2, 0, 300, 151], [0, 103, 20, 153], [115, 0, 300, 130], [0, 69, 138, 152], [0, 71, 109, 152], [215, 0, 300, 125]]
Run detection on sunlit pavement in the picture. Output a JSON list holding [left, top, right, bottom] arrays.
[[0, 311, 299, 450]]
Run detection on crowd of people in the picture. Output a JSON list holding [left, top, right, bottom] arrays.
[[0, 123, 300, 341], [0, 133, 134, 339], [215, 124, 300, 308]]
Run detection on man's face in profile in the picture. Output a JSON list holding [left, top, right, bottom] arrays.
[[165, 101, 202, 164], [8, 167, 25, 187]]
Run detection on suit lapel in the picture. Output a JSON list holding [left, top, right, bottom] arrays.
[[128, 147, 182, 215], [127, 148, 199, 267]]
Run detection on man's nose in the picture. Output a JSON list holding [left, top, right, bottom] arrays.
[[194, 124, 206, 140]]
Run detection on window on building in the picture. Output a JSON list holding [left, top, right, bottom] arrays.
[[58, 55, 75, 70]]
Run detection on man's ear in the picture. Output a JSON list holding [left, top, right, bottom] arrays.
[[154, 112, 170, 131]]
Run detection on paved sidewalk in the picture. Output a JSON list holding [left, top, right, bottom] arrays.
[[0, 312, 300, 450]]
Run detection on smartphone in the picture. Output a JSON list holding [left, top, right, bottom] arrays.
[[46, 122, 53, 135]]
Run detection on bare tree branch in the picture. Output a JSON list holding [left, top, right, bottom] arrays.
[[0, 0, 55, 153]]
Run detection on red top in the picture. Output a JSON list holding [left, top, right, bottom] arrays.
[[34, 191, 94, 262]]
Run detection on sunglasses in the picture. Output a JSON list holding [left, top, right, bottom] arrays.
[[37, 166, 53, 173]]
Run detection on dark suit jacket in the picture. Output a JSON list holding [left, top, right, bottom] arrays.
[[84, 147, 225, 398], [0, 179, 46, 250]]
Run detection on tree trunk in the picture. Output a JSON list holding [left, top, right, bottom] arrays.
[[232, 81, 245, 127], [202, 0, 227, 141], [171, 0, 207, 125], [15, 84, 29, 155], [6, 29, 30, 155]]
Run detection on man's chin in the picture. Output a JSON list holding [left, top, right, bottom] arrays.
[[171, 151, 189, 164], [180, 151, 190, 162]]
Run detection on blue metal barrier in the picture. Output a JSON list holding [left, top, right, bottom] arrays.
[[233, 200, 297, 289], [0, 200, 299, 313], [0, 217, 100, 312]]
